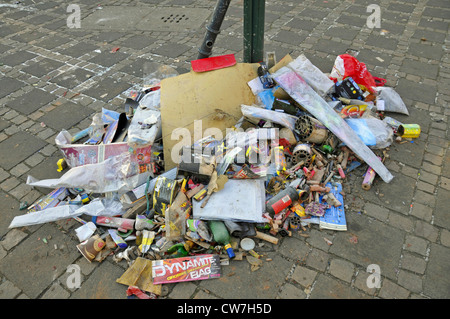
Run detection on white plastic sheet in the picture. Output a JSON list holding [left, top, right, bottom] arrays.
[[241, 104, 298, 131], [193, 179, 266, 223], [375, 86, 409, 115], [8, 198, 125, 228], [272, 66, 394, 183]]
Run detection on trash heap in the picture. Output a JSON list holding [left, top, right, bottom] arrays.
[[9, 53, 420, 299]]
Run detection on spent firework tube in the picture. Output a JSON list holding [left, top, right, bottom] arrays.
[[108, 229, 128, 249], [337, 164, 346, 179], [92, 216, 135, 230], [362, 157, 382, 190], [266, 186, 300, 217], [224, 243, 235, 259]]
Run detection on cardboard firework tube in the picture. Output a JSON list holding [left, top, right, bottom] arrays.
[[362, 157, 381, 190], [337, 164, 346, 179], [289, 215, 302, 230], [362, 165, 377, 190], [341, 147, 350, 169], [309, 185, 331, 193], [254, 231, 279, 245], [397, 124, 421, 138]]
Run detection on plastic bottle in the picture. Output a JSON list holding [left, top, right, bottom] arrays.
[[207, 220, 235, 259], [266, 186, 300, 217], [167, 241, 194, 257]]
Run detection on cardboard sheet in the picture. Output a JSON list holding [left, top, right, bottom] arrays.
[[116, 257, 162, 295], [160, 63, 259, 170]]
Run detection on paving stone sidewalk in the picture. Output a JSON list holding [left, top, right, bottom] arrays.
[[0, 0, 449, 300]]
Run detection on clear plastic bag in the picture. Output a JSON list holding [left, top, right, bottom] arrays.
[[127, 106, 161, 148], [26, 153, 149, 194], [375, 86, 409, 115], [287, 54, 335, 96], [345, 117, 393, 149], [142, 62, 179, 88]]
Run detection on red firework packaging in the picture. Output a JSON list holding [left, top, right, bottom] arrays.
[[152, 254, 221, 284]]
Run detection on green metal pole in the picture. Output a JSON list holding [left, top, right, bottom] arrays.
[[243, 0, 265, 63]]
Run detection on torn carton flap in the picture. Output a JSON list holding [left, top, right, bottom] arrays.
[[116, 257, 162, 295], [8, 197, 124, 228], [55, 130, 154, 174]]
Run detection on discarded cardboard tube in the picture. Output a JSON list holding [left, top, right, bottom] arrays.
[[92, 216, 135, 231], [397, 124, 421, 138], [341, 147, 350, 169], [311, 168, 325, 183], [295, 115, 329, 144], [108, 229, 128, 249], [324, 192, 342, 207], [289, 215, 302, 230], [323, 172, 334, 185], [298, 190, 309, 202], [291, 143, 312, 166], [362, 161, 379, 190], [337, 164, 346, 179], [254, 230, 279, 245], [309, 185, 331, 193], [311, 147, 328, 165], [266, 186, 300, 217], [278, 218, 290, 237]]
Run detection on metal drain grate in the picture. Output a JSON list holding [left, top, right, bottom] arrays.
[[81, 6, 211, 32], [161, 14, 189, 23]]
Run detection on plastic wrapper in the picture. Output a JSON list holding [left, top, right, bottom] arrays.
[[75, 222, 97, 242], [126, 106, 161, 148], [286, 54, 334, 96], [383, 116, 403, 130], [273, 66, 393, 183], [142, 62, 179, 88], [330, 54, 376, 93], [345, 117, 393, 149], [257, 89, 275, 109], [8, 197, 124, 228], [165, 191, 190, 240], [26, 153, 150, 194], [139, 90, 161, 110], [375, 86, 409, 115], [240, 104, 298, 131]]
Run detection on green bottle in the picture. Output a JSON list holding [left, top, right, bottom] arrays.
[[207, 220, 235, 259]]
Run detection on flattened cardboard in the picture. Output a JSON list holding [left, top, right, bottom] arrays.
[[116, 257, 162, 295], [160, 63, 259, 170]]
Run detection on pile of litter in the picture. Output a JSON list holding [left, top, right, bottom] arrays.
[[9, 52, 420, 298]]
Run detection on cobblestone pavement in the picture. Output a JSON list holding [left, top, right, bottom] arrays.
[[0, 0, 449, 300]]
